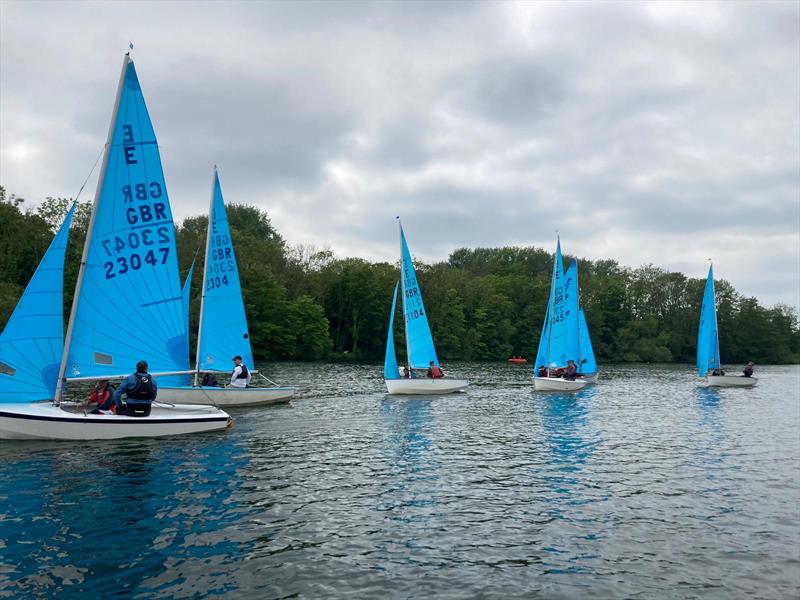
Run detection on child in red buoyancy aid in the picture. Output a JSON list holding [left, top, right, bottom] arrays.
[[88, 380, 116, 414]]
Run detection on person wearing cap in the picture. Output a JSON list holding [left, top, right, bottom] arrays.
[[230, 355, 251, 388], [743, 361, 755, 378]]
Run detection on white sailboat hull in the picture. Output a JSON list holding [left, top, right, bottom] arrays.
[[0, 402, 231, 440], [580, 372, 599, 383], [533, 377, 588, 392], [157, 386, 295, 407], [701, 375, 758, 388], [385, 379, 469, 395]]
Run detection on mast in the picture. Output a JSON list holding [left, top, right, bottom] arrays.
[[193, 166, 217, 385], [55, 54, 130, 404], [398, 217, 412, 368]]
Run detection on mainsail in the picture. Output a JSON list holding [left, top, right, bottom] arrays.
[[195, 169, 253, 371], [562, 259, 580, 363], [0, 206, 75, 403], [537, 238, 571, 368], [62, 55, 187, 380], [383, 282, 400, 380], [696, 264, 720, 376], [398, 221, 438, 369]]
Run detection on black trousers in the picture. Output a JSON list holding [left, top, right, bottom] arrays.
[[119, 403, 151, 417]]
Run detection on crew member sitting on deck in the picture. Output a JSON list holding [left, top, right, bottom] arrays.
[[403, 364, 413, 379], [113, 360, 157, 417], [426, 360, 444, 379], [564, 360, 578, 381], [230, 355, 251, 388], [537, 365, 548, 377], [743, 361, 755, 377], [710, 368, 725, 376], [87, 379, 116, 414], [201, 372, 219, 387]]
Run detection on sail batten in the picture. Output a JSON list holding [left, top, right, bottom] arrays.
[[1, 205, 75, 403]]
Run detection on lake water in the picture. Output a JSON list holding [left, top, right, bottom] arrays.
[[1, 363, 799, 598]]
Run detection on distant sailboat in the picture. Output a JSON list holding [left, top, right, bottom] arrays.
[[158, 168, 295, 406], [0, 54, 230, 439], [696, 263, 757, 387], [533, 237, 588, 391], [384, 219, 468, 394]]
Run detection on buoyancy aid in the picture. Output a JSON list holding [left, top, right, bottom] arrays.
[[127, 373, 155, 401], [234, 364, 249, 380], [429, 365, 444, 378]]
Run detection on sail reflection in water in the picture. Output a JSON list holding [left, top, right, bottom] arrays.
[[0, 437, 250, 596]]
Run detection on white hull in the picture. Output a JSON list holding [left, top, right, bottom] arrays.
[[157, 386, 295, 407], [0, 402, 231, 440], [702, 375, 758, 388], [580, 372, 599, 384], [385, 378, 469, 395], [533, 377, 588, 392]]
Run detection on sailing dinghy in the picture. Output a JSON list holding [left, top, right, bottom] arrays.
[[158, 168, 295, 407], [1, 54, 230, 439], [533, 238, 588, 391], [384, 220, 468, 395], [696, 263, 757, 388]]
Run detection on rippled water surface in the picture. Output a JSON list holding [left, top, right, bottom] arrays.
[[2, 363, 799, 598]]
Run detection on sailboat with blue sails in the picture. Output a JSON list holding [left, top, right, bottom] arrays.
[[158, 168, 295, 406], [533, 237, 591, 391], [384, 219, 468, 394], [0, 54, 230, 439], [696, 262, 757, 387]]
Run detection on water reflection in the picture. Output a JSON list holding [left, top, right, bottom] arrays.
[[0, 434, 248, 597], [378, 397, 438, 520], [535, 388, 604, 576]]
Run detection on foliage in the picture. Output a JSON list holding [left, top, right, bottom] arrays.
[[1, 186, 798, 365]]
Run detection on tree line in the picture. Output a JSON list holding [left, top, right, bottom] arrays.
[[2, 187, 798, 365]]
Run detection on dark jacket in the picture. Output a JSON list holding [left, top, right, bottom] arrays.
[[113, 371, 157, 406]]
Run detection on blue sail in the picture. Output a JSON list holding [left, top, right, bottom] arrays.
[[696, 265, 720, 376], [65, 57, 188, 378], [384, 282, 400, 379], [160, 261, 195, 387], [182, 260, 195, 335], [538, 238, 570, 368], [197, 169, 253, 371], [578, 307, 597, 374], [399, 221, 438, 369], [0, 205, 75, 402], [563, 259, 580, 364]]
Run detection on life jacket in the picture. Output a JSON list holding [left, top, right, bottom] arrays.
[[233, 364, 249, 380], [429, 365, 443, 378], [127, 373, 155, 401]]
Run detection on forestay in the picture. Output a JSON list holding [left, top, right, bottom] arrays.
[[196, 170, 253, 371], [399, 222, 438, 369], [383, 282, 400, 380], [0, 205, 75, 403], [696, 265, 720, 376], [65, 57, 188, 379]]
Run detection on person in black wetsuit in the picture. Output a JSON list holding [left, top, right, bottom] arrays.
[[113, 360, 157, 417], [743, 362, 754, 377]]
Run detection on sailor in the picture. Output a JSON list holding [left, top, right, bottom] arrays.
[[743, 361, 755, 377], [564, 359, 578, 381], [537, 365, 548, 377], [87, 379, 116, 414], [230, 355, 251, 388], [113, 360, 157, 417], [426, 360, 444, 379]]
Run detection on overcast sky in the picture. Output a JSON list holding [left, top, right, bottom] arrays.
[[1, 1, 798, 308]]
